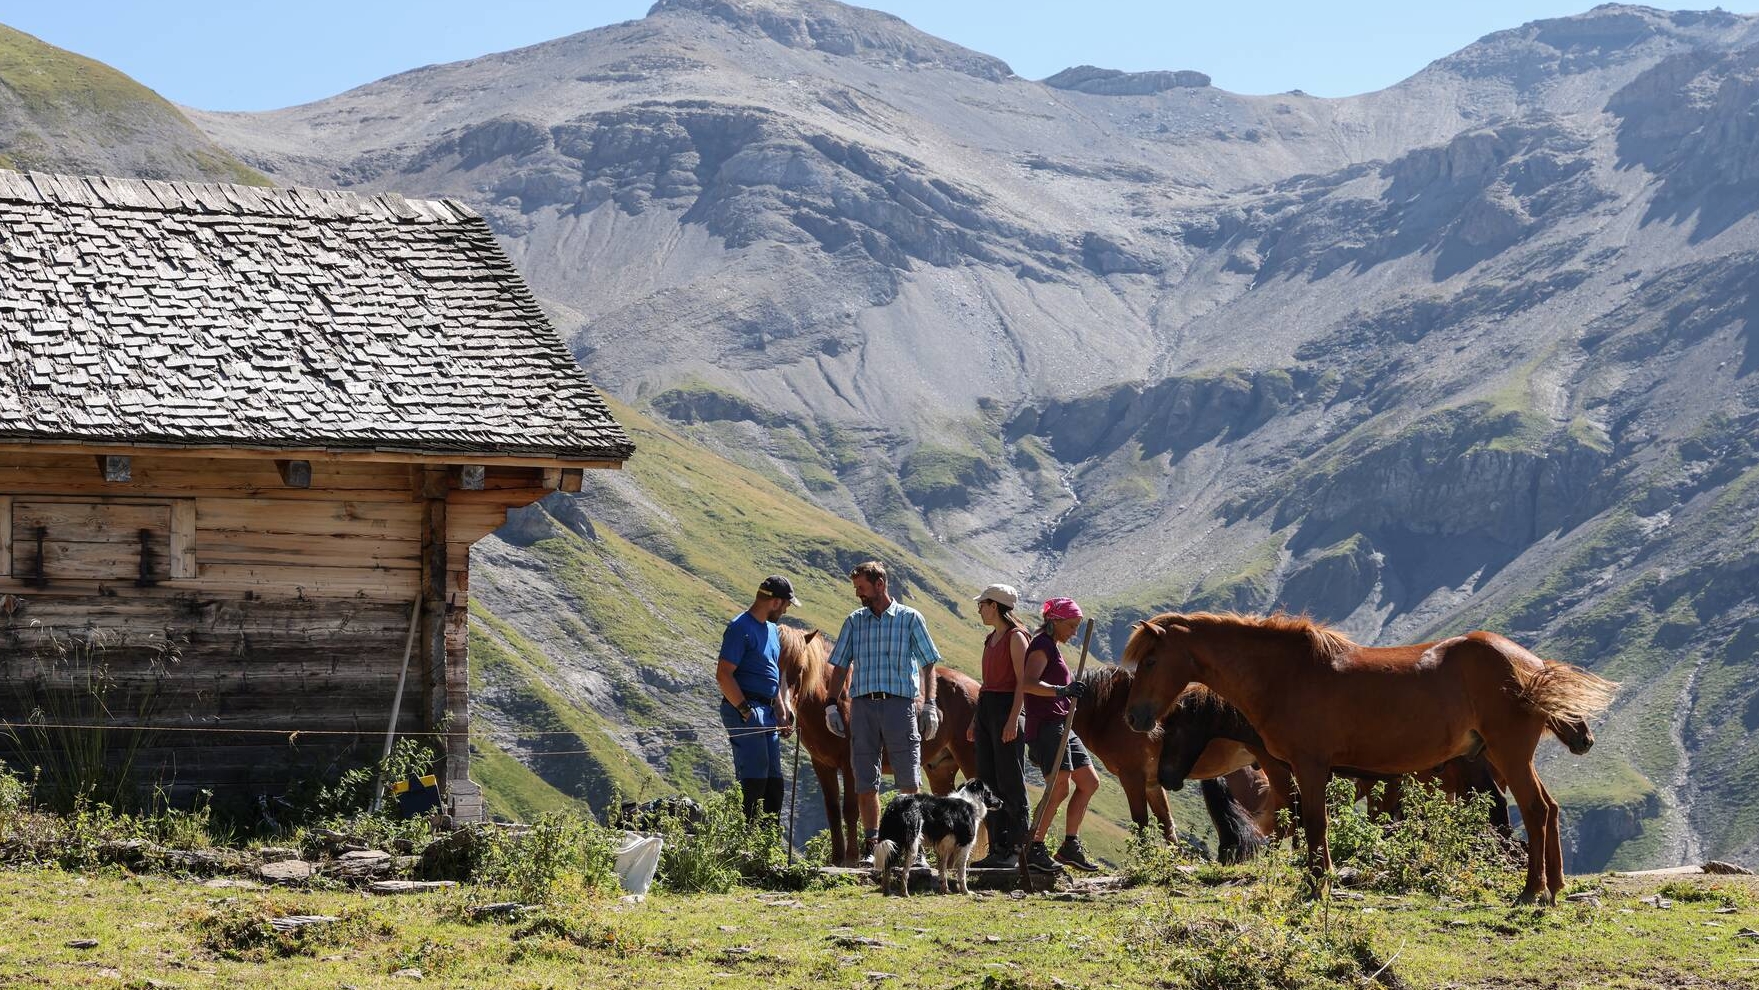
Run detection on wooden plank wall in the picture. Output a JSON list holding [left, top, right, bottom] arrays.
[[0, 450, 553, 812]]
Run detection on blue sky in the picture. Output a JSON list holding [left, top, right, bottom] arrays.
[[8, 1, 1752, 111]]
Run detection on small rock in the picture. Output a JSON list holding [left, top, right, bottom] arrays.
[[201, 879, 263, 890], [1333, 891, 1366, 901], [467, 902, 537, 921], [718, 925, 738, 932], [257, 846, 299, 862], [1641, 895, 1674, 909], [257, 860, 315, 884], [269, 916, 339, 933], [982, 934, 1001, 944], [339, 849, 391, 862], [1567, 895, 1602, 908], [864, 974, 897, 982], [1565, 891, 1602, 903], [1735, 928, 1759, 939], [367, 881, 457, 895], [1704, 861, 1754, 876], [391, 967, 423, 979], [66, 938, 99, 949], [1715, 907, 1738, 914], [831, 934, 888, 949], [619, 894, 645, 905]]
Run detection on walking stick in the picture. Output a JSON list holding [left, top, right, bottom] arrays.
[[787, 729, 802, 865], [1019, 618, 1094, 890]]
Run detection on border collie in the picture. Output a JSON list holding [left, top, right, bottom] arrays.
[[873, 779, 1000, 895]]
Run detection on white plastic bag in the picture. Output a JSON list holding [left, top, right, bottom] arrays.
[[612, 832, 663, 895]]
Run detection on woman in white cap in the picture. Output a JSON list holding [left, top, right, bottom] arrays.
[[965, 583, 1031, 868]]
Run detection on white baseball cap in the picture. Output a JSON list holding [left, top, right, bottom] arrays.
[[974, 583, 1019, 608]]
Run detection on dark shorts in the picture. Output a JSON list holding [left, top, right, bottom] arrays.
[[721, 700, 782, 780], [1027, 720, 1092, 777]]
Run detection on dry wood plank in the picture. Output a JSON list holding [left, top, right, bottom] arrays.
[[0, 441, 625, 471], [196, 498, 423, 538], [193, 562, 421, 596], [169, 500, 197, 579], [0, 496, 10, 575], [29, 538, 172, 582], [194, 530, 421, 564], [12, 500, 173, 538]]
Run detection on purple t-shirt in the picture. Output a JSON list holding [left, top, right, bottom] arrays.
[[1023, 631, 1071, 735]]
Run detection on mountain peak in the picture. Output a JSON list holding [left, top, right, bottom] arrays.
[[647, 0, 1014, 80]]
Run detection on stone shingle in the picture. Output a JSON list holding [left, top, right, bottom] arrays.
[[0, 170, 633, 462]]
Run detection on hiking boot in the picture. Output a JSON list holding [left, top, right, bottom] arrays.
[[971, 849, 1017, 870], [913, 849, 932, 870], [1054, 836, 1101, 872], [1026, 840, 1063, 874]]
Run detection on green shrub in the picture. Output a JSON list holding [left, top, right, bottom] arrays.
[[1322, 775, 1519, 900], [1121, 824, 1203, 887], [653, 790, 826, 893], [1657, 879, 1750, 908], [1130, 910, 1385, 990], [475, 813, 621, 904], [193, 898, 394, 961]]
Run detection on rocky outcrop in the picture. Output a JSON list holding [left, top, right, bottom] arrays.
[[1043, 65, 1210, 95], [1610, 45, 1759, 236], [650, 0, 1014, 80], [1568, 789, 1662, 872], [1279, 535, 1380, 622], [1010, 369, 1304, 464]]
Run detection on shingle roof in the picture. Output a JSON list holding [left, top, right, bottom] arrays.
[[0, 169, 632, 462]]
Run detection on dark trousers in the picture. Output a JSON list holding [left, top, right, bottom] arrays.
[[973, 691, 1028, 852]]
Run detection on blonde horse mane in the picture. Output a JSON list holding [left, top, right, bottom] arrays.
[[777, 625, 829, 701]]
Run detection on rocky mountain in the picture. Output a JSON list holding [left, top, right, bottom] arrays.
[[10, 0, 1759, 868]]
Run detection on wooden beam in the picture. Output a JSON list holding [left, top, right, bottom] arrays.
[[168, 499, 196, 579], [540, 468, 562, 490], [0, 496, 10, 576], [459, 465, 486, 491], [419, 466, 450, 785], [275, 460, 313, 488], [559, 469, 583, 494], [97, 455, 132, 482], [2, 440, 625, 471]]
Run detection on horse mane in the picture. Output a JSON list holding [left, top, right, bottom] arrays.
[[776, 625, 829, 702], [1079, 664, 1161, 740], [1145, 610, 1358, 667]]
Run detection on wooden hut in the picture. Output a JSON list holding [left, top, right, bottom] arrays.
[[0, 170, 633, 819]]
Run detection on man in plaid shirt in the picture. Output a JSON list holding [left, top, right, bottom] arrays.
[[824, 560, 943, 865]]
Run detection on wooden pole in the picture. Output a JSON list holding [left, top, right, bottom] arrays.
[[370, 594, 426, 814], [787, 731, 802, 865], [1020, 618, 1094, 890]]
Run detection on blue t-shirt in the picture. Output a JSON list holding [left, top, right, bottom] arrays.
[[719, 611, 781, 699]]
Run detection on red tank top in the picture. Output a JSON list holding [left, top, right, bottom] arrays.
[[981, 628, 1022, 692]]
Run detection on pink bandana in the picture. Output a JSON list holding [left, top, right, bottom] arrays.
[[1041, 597, 1083, 621]]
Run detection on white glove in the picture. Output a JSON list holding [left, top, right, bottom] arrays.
[[918, 702, 941, 740], [826, 704, 847, 739]]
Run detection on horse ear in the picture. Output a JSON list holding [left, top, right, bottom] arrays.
[[805, 629, 821, 645], [1136, 620, 1165, 637]]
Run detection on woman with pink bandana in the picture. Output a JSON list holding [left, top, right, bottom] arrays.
[[1021, 597, 1101, 873]]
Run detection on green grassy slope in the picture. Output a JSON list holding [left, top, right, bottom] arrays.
[[0, 23, 268, 182]]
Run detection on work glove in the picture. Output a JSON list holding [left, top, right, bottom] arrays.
[[826, 704, 847, 738], [1054, 681, 1089, 700], [917, 702, 942, 740]]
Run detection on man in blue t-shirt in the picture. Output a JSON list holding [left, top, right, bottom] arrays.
[[716, 574, 800, 821]]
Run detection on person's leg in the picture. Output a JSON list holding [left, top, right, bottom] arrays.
[[998, 710, 1029, 853], [740, 779, 766, 820], [1032, 773, 1072, 843], [849, 698, 886, 856], [763, 707, 786, 818], [1063, 764, 1101, 835], [723, 700, 766, 822], [883, 696, 922, 795]]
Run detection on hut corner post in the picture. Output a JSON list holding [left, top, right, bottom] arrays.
[[419, 465, 482, 820]]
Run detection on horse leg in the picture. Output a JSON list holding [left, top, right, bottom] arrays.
[[1485, 747, 1551, 906], [1262, 761, 1296, 839], [841, 763, 861, 865], [1120, 774, 1151, 834], [1292, 762, 1332, 898], [812, 761, 843, 865], [1541, 780, 1564, 898], [1145, 780, 1177, 844]]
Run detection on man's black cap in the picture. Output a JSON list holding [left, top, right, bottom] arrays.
[[758, 574, 801, 605]]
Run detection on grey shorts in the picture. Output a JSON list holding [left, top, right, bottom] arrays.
[[1028, 720, 1093, 777], [850, 694, 920, 793]]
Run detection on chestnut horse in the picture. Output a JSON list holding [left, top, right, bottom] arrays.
[[777, 627, 979, 865], [1072, 666, 1277, 860], [1122, 612, 1617, 904]]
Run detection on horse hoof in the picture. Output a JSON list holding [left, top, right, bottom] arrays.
[[1512, 890, 1539, 906]]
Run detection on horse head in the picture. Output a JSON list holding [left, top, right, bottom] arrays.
[[777, 626, 828, 702], [1155, 691, 1210, 791], [1122, 616, 1194, 732]]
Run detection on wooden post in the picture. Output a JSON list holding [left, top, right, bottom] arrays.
[[419, 467, 451, 784]]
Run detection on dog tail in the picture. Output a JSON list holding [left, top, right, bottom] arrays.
[[872, 839, 897, 878]]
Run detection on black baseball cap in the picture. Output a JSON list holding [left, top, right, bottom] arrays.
[[758, 575, 801, 605]]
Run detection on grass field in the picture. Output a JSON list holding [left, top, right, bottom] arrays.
[[0, 866, 1753, 989]]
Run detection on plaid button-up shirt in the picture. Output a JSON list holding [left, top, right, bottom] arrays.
[[827, 600, 941, 698]]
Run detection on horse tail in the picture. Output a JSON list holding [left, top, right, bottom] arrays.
[[1201, 776, 1266, 865], [1511, 656, 1618, 728]]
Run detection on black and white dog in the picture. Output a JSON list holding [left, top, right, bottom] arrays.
[[873, 779, 1000, 895]]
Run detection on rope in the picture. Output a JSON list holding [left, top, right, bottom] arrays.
[[0, 720, 790, 741]]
